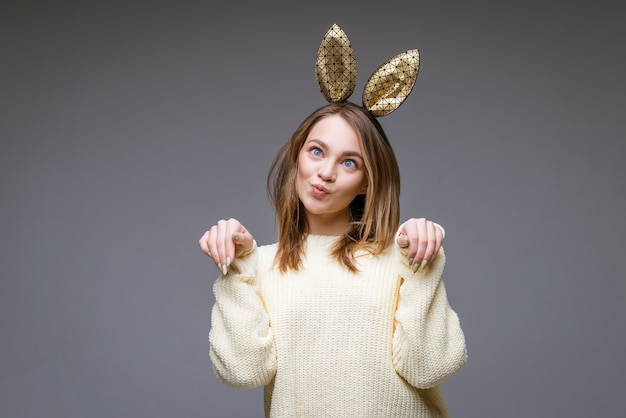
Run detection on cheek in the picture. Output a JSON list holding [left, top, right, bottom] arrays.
[[354, 172, 367, 192], [341, 176, 366, 200], [295, 160, 304, 183], [296, 155, 312, 179], [295, 159, 306, 192]]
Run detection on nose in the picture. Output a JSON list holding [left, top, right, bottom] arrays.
[[317, 161, 336, 182]]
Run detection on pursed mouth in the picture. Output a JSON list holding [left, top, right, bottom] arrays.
[[311, 184, 330, 195]]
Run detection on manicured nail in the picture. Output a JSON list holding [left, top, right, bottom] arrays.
[[419, 260, 428, 271], [233, 232, 240, 241], [221, 264, 228, 276], [226, 257, 231, 268], [408, 257, 414, 266], [412, 263, 419, 273], [401, 236, 408, 246], [207, 251, 212, 258]]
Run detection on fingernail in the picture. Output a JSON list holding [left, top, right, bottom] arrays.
[[207, 252, 212, 258], [226, 257, 231, 268], [408, 257, 414, 266], [413, 263, 419, 273], [233, 232, 239, 241], [419, 260, 428, 271], [221, 264, 228, 276], [402, 236, 408, 246]]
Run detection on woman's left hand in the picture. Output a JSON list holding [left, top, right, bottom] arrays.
[[396, 218, 444, 272]]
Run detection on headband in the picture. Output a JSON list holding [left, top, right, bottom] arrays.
[[315, 24, 420, 117]]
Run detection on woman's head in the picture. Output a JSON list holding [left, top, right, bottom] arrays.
[[295, 113, 369, 235], [267, 101, 401, 271]]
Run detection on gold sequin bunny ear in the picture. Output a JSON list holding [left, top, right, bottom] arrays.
[[315, 24, 357, 103], [362, 49, 419, 117], [315, 24, 420, 117]]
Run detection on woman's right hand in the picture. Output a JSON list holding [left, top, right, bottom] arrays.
[[198, 218, 255, 276]]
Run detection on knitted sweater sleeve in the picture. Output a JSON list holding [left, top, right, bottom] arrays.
[[392, 244, 468, 389], [208, 243, 277, 389]]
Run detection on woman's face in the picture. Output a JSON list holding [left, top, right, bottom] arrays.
[[296, 114, 368, 234]]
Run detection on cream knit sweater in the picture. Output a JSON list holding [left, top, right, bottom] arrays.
[[209, 234, 467, 417]]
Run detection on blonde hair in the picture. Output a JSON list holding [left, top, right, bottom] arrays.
[[267, 102, 401, 272]]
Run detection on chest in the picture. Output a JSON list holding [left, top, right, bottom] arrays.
[[258, 255, 401, 331]]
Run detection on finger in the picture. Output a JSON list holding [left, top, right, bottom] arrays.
[[221, 218, 246, 275], [422, 221, 437, 266], [232, 227, 254, 255], [431, 224, 443, 262], [396, 231, 409, 248], [216, 219, 231, 275], [207, 225, 222, 272], [405, 220, 420, 270], [399, 220, 417, 267], [198, 230, 211, 256], [223, 219, 242, 271], [413, 218, 428, 271]]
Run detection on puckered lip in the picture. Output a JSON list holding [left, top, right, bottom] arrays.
[[311, 183, 330, 194]]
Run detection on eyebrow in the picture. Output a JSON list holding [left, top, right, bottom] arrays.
[[307, 138, 364, 160]]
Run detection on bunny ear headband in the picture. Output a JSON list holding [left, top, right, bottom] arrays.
[[315, 24, 420, 117]]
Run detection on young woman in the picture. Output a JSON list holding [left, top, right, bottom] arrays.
[[198, 101, 467, 417]]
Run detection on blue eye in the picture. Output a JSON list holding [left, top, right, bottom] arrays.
[[343, 159, 356, 169], [311, 148, 322, 157]]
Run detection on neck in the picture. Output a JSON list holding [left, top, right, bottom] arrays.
[[305, 209, 351, 236]]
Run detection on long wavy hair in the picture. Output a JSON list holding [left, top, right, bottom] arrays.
[[267, 102, 401, 272]]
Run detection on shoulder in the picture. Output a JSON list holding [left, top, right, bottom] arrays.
[[256, 242, 278, 269], [257, 241, 278, 253], [365, 241, 446, 275]]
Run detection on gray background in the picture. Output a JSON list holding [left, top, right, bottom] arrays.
[[1, 0, 624, 417]]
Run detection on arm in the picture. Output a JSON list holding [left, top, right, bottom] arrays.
[[392, 239, 467, 389], [200, 219, 277, 388]]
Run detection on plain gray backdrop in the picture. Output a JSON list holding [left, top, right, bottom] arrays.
[[1, 0, 625, 417]]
